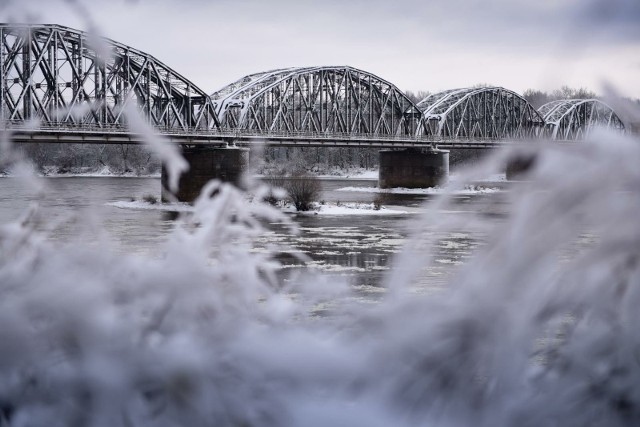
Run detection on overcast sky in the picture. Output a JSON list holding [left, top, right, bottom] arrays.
[[2, 0, 639, 98]]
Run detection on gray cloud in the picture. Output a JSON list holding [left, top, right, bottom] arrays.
[[8, 0, 640, 48], [1, 0, 639, 97]]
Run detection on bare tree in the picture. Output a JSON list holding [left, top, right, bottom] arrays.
[[523, 89, 552, 109], [551, 86, 597, 100], [524, 86, 599, 109], [405, 90, 431, 104]]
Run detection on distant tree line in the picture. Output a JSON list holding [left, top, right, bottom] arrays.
[[522, 86, 598, 109], [6, 143, 159, 175]]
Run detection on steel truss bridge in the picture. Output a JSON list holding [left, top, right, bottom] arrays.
[[539, 99, 626, 140], [0, 23, 627, 148]]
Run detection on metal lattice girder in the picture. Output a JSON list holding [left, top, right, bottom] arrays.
[[211, 66, 422, 136], [539, 99, 625, 140], [416, 87, 545, 139], [0, 23, 219, 131]]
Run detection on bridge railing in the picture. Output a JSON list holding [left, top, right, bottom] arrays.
[[1, 120, 511, 144]]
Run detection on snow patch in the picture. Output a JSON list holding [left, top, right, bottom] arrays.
[[107, 200, 193, 212], [315, 250, 343, 256], [256, 167, 378, 180], [286, 203, 408, 216], [450, 172, 506, 183], [336, 186, 502, 195], [306, 261, 367, 272]]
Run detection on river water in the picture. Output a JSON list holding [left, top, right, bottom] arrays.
[[0, 176, 507, 297]]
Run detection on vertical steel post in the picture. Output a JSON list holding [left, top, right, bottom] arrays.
[[0, 27, 4, 121]]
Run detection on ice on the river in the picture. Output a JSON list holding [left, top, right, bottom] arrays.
[[450, 172, 506, 182], [287, 202, 409, 215], [107, 200, 194, 212], [336, 185, 502, 195]]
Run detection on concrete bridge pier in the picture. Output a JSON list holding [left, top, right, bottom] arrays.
[[379, 148, 449, 189], [161, 146, 249, 203]]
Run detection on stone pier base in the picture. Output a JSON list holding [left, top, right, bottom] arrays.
[[379, 148, 449, 189], [161, 147, 249, 203]]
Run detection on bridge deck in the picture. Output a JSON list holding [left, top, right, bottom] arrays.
[[2, 125, 544, 149]]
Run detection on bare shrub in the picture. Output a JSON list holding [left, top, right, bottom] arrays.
[[285, 174, 321, 211], [142, 194, 158, 205]]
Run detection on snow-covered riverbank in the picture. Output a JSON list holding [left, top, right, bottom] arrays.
[[254, 168, 378, 180], [284, 202, 409, 216], [0, 165, 160, 178]]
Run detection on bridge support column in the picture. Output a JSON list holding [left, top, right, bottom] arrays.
[[161, 146, 249, 203], [379, 148, 449, 189]]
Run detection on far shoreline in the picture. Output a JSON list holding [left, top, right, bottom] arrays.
[[0, 169, 381, 180]]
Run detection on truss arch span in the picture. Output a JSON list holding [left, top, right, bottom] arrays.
[[539, 99, 625, 140], [0, 23, 219, 130], [416, 86, 544, 139], [211, 66, 422, 136]]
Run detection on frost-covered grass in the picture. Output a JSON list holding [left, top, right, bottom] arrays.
[[2, 128, 640, 426]]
